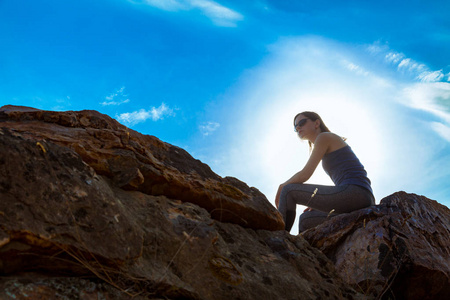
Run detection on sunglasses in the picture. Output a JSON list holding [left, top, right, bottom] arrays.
[[294, 118, 309, 132]]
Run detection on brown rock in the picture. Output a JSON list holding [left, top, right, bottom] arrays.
[[0, 105, 283, 231], [302, 191, 450, 300], [0, 124, 366, 299], [0, 127, 144, 263], [0, 275, 126, 300]]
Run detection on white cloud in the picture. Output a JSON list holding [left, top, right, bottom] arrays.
[[385, 52, 404, 64], [133, 0, 243, 27], [401, 82, 450, 143], [101, 99, 130, 106], [116, 103, 174, 126], [101, 87, 130, 106], [398, 58, 419, 70], [141, 0, 186, 11], [106, 86, 125, 100], [431, 122, 450, 142], [189, 0, 243, 26], [370, 44, 445, 83], [199, 121, 220, 136], [417, 70, 445, 82], [402, 82, 450, 123], [342, 60, 370, 77]]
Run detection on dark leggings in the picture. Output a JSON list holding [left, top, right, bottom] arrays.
[[278, 183, 375, 232]]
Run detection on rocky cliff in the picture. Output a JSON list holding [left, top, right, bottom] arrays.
[[0, 105, 448, 300], [0, 105, 362, 299]]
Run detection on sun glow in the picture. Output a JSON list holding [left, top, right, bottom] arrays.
[[211, 36, 450, 234], [206, 37, 448, 233], [223, 37, 386, 200]]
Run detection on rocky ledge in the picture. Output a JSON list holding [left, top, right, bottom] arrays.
[[0, 105, 448, 299], [302, 191, 450, 300]]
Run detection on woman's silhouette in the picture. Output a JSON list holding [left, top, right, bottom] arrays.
[[275, 111, 375, 232]]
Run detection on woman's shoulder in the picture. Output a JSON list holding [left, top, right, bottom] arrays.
[[316, 132, 345, 142], [316, 132, 347, 153]]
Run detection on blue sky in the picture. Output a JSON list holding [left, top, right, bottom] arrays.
[[1, 0, 450, 232]]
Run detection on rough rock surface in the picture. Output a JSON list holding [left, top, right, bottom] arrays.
[[0, 106, 366, 299], [0, 105, 283, 231], [302, 192, 450, 300]]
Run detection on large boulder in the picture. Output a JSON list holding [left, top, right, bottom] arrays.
[[0, 106, 366, 299], [0, 105, 283, 231], [302, 192, 450, 300]]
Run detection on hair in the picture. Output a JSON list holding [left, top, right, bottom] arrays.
[[293, 111, 332, 151]]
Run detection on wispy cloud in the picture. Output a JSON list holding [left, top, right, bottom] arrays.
[[199, 121, 220, 136], [368, 43, 447, 83], [190, 0, 243, 26], [116, 103, 174, 126], [131, 0, 243, 27], [417, 70, 445, 82], [101, 99, 130, 106], [50, 96, 72, 111], [402, 81, 450, 125], [341, 60, 370, 77], [367, 44, 450, 138], [431, 122, 450, 142], [101, 87, 130, 106], [140, 0, 185, 11]]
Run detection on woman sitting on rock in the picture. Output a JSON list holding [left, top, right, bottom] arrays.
[[275, 111, 375, 233]]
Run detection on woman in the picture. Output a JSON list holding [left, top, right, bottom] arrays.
[[275, 111, 375, 233]]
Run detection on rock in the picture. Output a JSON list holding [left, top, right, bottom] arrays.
[[0, 275, 127, 300], [0, 127, 144, 263], [0, 106, 367, 299], [0, 105, 283, 231], [302, 191, 450, 300]]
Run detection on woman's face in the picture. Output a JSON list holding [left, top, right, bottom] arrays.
[[294, 114, 312, 139]]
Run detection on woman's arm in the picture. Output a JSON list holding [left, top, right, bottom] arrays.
[[285, 133, 331, 184], [275, 133, 332, 208]]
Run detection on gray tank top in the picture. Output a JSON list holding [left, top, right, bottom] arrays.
[[322, 145, 373, 194]]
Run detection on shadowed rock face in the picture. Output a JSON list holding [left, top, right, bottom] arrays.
[[0, 106, 366, 299], [0, 105, 283, 231], [302, 192, 450, 300]]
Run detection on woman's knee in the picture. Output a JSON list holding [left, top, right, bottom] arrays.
[[280, 183, 314, 210], [279, 184, 299, 213]]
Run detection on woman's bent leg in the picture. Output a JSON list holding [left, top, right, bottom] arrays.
[[278, 184, 374, 232]]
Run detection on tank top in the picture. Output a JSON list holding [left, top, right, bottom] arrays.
[[321, 145, 373, 195]]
